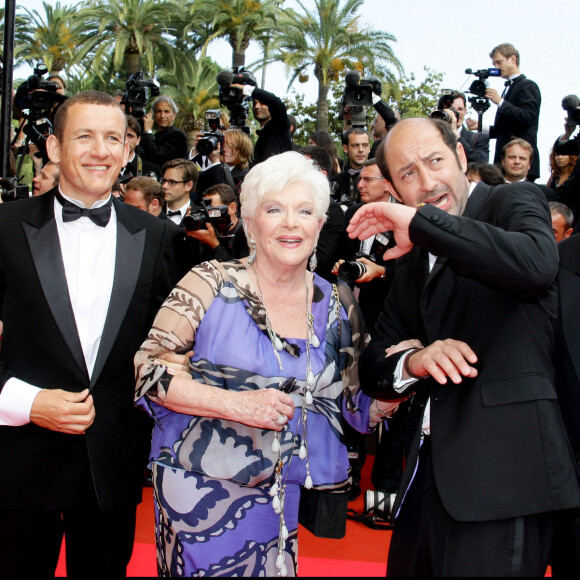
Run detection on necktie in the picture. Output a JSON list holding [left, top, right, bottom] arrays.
[[501, 79, 512, 98], [167, 210, 181, 217], [56, 191, 113, 227]]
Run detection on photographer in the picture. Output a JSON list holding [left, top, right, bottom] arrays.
[[222, 128, 253, 194], [141, 96, 189, 166], [118, 115, 161, 186], [436, 90, 489, 163], [185, 183, 248, 262], [232, 84, 292, 165]]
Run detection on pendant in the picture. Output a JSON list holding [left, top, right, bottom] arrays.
[[310, 334, 320, 348], [273, 495, 281, 513], [276, 553, 285, 570], [306, 371, 315, 387], [273, 335, 283, 351], [299, 444, 306, 460], [304, 474, 313, 490], [305, 390, 313, 406], [281, 524, 289, 540], [269, 482, 279, 497], [271, 435, 280, 454]]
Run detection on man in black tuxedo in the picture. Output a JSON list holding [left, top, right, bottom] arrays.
[[0, 91, 175, 576], [140, 96, 189, 166], [437, 90, 489, 163], [349, 117, 580, 576], [118, 115, 161, 183], [482, 43, 541, 181]]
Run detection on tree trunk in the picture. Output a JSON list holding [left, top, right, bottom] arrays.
[[315, 81, 330, 132], [232, 49, 245, 68]]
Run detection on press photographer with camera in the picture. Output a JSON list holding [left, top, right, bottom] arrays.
[[141, 96, 189, 166], [218, 67, 292, 165], [466, 43, 541, 181], [185, 183, 248, 262], [436, 90, 489, 163]]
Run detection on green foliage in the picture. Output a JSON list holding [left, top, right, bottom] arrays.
[[388, 66, 444, 119]]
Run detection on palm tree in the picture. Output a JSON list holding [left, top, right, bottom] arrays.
[[270, 0, 403, 131], [16, 1, 94, 73], [189, 0, 283, 68], [77, 0, 185, 77]]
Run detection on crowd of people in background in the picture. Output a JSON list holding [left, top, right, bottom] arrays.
[[1, 40, 580, 578]]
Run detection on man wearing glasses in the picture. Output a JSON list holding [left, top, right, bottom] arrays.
[[161, 159, 199, 226]]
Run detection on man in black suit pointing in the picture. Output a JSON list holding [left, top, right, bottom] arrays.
[[0, 91, 174, 576]]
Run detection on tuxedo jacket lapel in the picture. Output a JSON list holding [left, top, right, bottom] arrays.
[[90, 200, 145, 388], [22, 192, 88, 378]]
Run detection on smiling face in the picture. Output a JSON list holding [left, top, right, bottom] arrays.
[[245, 182, 323, 273], [46, 103, 128, 206], [383, 119, 469, 216]]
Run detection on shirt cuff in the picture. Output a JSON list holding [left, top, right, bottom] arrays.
[[243, 85, 255, 98], [372, 94, 381, 105], [393, 351, 420, 392], [0, 378, 42, 426]]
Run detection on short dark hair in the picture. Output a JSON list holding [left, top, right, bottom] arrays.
[[490, 43, 520, 66], [342, 127, 369, 146], [550, 201, 574, 229], [126, 176, 164, 205], [204, 183, 238, 207], [298, 145, 333, 176], [502, 138, 533, 161], [377, 118, 458, 183], [162, 158, 199, 186], [466, 162, 505, 186], [287, 114, 297, 135], [53, 91, 126, 141], [437, 90, 466, 109], [126, 115, 141, 137]]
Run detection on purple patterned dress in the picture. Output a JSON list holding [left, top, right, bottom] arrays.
[[135, 260, 380, 576]]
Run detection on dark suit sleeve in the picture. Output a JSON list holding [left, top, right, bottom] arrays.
[[140, 127, 189, 166], [149, 221, 179, 320], [314, 202, 347, 282], [373, 100, 398, 129], [251, 87, 290, 133], [410, 182, 558, 296], [490, 80, 541, 137]]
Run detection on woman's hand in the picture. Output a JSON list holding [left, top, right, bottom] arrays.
[[385, 339, 424, 358], [227, 388, 295, 432]]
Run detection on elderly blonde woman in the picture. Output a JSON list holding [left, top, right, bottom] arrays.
[[134, 151, 394, 577]]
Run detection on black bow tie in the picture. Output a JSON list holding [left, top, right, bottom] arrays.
[[167, 210, 181, 217], [56, 191, 113, 227], [504, 80, 512, 87]]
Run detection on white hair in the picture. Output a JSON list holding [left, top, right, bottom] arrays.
[[152, 96, 178, 115], [240, 151, 331, 226]]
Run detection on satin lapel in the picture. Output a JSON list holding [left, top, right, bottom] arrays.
[[505, 74, 525, 101], [22, 193, 88, 378], [560, 268, 580, 383], [90, 202, 145, 388]]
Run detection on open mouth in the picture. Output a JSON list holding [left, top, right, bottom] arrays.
[[84, 165, 109, 172], [424, 193, 449, 209], [277, 237, 302, 247]]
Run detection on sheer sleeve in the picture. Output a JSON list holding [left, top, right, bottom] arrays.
[[135, 261, 224, 402]]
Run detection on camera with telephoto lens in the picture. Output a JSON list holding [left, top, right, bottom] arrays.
[[1, 177, 29, 202], [216, 67, 257, 133], [197, 110, 225, 156], [339, 71, 382, 128], [182, 200, 231, 233], [338, 231, 395, 283], [364, 489, 397, 521], [121, 71, 160, 120], [430, 107, 459, 125]]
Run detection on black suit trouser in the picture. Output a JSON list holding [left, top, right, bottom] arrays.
[[0, 462, 137, 577], [387, 437, 554, 577]]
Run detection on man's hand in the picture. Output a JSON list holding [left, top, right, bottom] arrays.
[[30, 388, 95, 434], [186, 222, 220, 249], [466, 118, 478, 131], [207, 142, 221, 165], [354, 257, 385, 283], [155, 351, 193, 378], [405, 339, 478, 384], [485, 88, 502, 105], [143, 112, 154, 132], [347, 202, 416, 261]]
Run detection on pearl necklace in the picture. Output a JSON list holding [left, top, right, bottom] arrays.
[[249, 264, 318, 577]]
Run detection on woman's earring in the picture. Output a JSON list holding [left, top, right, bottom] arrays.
[[247, 238, 257, 267], [309, 246, 318, 272]]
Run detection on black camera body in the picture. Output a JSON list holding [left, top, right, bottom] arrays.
[[340, 71, 382, 128], [121, 71, 160, 120], [217, 67, 256, 134], [431, 107, 459, 125], [562, 95, 580, 127], [338, 231, 395, 283], [197, 110, 225, 155], [1, 177, 29, 202], [465, 67, 501, 98], [183, 203, 231, 233]]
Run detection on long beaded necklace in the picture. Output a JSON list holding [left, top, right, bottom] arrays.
[[249, 264, 318, 577]]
